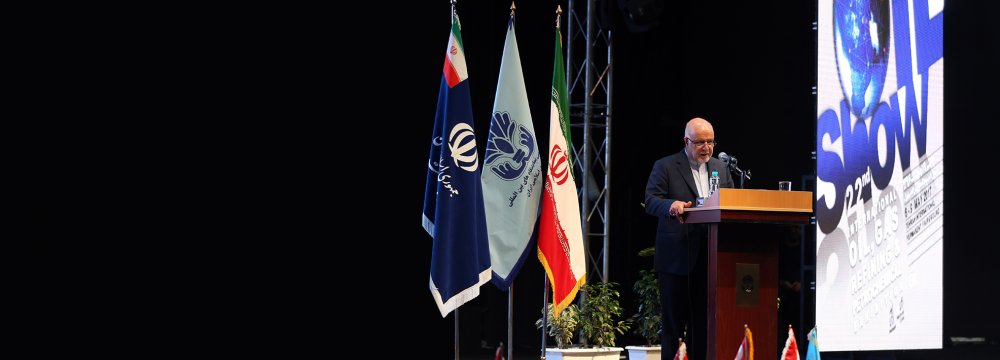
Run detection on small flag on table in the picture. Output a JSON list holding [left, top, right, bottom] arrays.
[[673, 338, 688, 360], [805, 327, 820, 360], [733, 325, 754, 360], [781, 325, 800, 360]]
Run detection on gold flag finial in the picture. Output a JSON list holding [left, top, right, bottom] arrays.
[[556, 5, 562, 28]]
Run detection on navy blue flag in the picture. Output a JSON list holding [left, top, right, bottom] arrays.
[[421, 11, 492, 317]]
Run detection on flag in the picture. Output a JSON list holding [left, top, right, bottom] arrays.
[[481, 15, 542, 290], [422, 9, 491, 317], [537, 19, 585, 318], [805, 327, 820, 360], [733, 326, 754, 360], [781, 326, 800, 360], [673, 338, 689, 360]]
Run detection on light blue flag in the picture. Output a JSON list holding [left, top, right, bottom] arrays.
[[481, 16, 542, 290], [423, 10, 492, 317], [806, 327, 820, 360]]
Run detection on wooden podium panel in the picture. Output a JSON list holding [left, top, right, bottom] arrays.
[[687, 188, 812, 224], [686, 189, 812, 360]]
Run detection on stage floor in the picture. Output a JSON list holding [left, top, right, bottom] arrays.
[[463, 342, 999, 360]]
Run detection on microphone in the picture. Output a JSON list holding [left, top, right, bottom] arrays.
[[718, 152, 737, 165], [718, 151, 751, 189]]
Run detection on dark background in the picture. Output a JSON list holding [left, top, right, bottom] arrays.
[[23, 1, 995, 357], [386, 0, 997, 358]]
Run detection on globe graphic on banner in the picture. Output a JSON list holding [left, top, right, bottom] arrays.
[[834, 0, 890, 120]]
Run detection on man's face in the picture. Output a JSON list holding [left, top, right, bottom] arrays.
[[685, 128, 715, 164]]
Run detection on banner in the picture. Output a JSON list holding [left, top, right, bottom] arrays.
[[481, 16, 543, 290], [423, 10, 491, 317], [537, 22, 585, 317], [815, 0, 943, 350]]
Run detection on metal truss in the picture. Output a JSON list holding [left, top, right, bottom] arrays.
[[566, 0, 612, 284]]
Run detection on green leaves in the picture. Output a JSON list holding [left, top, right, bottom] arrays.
[[631, 269, 662, 346], [539, 281, 632, 348], [536, 303, 579, 349], [579, 282, 631, 347]]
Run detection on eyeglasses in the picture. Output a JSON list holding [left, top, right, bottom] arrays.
[[686, 137, 717, 147]]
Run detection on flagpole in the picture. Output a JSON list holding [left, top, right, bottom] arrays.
[[541, 274, 549, 360], [508, 284, 514, 360], [541, 8, 560, 360], [450, 2, 459, 360], [506, 4, 517, 359], [539, 7, 563, 358]]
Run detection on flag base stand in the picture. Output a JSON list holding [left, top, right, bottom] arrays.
[[624, 346, 662, 360], [543, 347, 623, 360]]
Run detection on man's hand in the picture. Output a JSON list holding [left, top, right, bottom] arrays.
[[669, 200, 694, 223]]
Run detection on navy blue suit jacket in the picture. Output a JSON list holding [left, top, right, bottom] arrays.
[[644, 150, 735, 274]]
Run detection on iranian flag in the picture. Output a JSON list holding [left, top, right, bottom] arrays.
[[537, 21, 585, 318], [781, 326, 801, 360], [674, 339, 689, 360]]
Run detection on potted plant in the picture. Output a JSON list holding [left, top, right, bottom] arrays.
[[535, 303, 580, 349], [537, 281, 630, 360], [626, 247, 663, 360], [579, 281, 631, 348]]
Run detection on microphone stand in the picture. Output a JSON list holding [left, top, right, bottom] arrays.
[[727, 162, 751, 189]]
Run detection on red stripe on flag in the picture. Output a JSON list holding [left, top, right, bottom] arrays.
[[538, 179, 578, 304], [443, 55, 461, 88]]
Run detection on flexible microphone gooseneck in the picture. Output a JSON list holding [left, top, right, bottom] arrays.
[[718, 152, 750, 188]]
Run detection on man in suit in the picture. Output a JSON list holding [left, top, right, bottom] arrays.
[[644, 117, 734, 359]]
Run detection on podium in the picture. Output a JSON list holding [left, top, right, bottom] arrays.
[[686, 188, 812, 360]]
